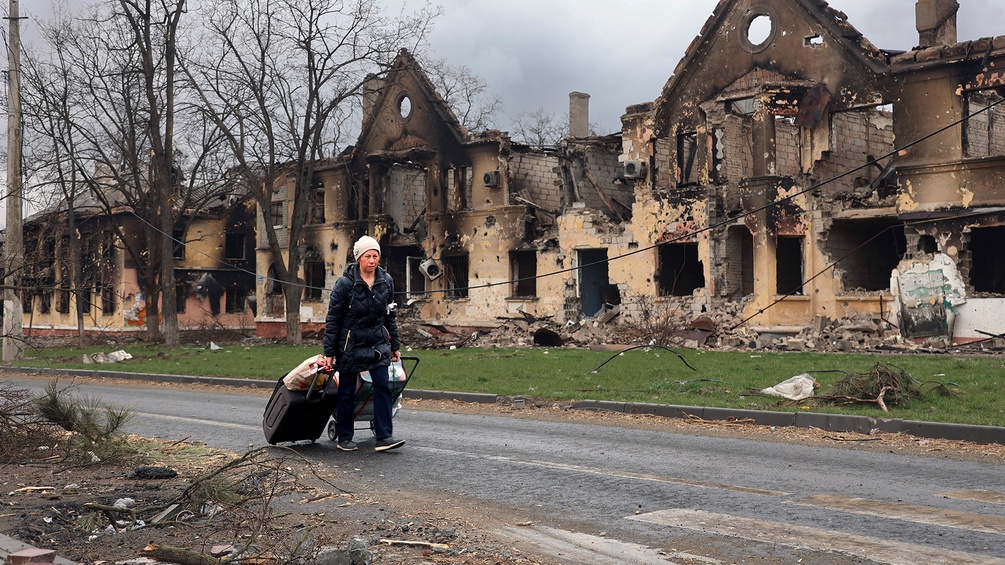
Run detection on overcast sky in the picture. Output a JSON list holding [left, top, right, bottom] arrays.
[[409, 0, 1005, 135], [10, 0, 1005, 137], [4, 0, 1005, 225]]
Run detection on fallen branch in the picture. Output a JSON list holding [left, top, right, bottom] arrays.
[[379, 539, 450, 551], [589, 344, 697, 374], [140, 543, 220, 565], [824, 435, 882, 442], [684, 414, 756, 425]]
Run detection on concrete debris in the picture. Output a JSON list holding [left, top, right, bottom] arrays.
[[396, 303, 999, 354]]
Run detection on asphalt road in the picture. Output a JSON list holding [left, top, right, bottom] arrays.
[[8, 375, 1005, 565]]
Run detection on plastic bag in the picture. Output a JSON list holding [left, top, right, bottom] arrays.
[[282, 355, 331, 391], [359, 360, 407, 384], [389, 359, 407, 382]]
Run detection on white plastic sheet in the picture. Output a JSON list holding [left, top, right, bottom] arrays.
[[761, 374, 817, 400]]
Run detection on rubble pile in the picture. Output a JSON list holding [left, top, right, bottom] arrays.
[[397, 305, 1004, 354], [400, 313, 620, 350], [713, 311, 913, 352]]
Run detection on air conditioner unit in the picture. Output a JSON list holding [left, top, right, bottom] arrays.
[[623, 160, 647, 180], [418, 258, 443, 281], [482, 170, 501, 187]]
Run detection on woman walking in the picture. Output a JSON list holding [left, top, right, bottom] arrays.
[[323, 235, 404, 452]]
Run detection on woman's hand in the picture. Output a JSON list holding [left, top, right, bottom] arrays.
[[390, 350, 401, 362], [323, 356, 335, 370]]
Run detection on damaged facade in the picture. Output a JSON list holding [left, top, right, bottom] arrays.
[[17, 193, 258, 337], [616, 0, 1005, 347], [15, 0, 1002, 348], [259, 1, 1005, 348], [256, 50, 634, 336], [262, 1, 1005, 348]]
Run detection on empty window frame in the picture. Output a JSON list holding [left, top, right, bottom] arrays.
[[969, 226, 1005, 294], [269, 201, 284, 228], [176, 282, 187, 314], [38, 289, 51, 314], [656, 242, 705, 296], [99, 233, 117, 313], [510, 250, 537, 297], [405, 256, 428, 301], [723, 226, 754, 298], [827, 220, 906, 292], [303, 261, 325, 301], [347, 177, 369, 221], [172, 228, 186, 260], [225, 284, 247, 313], [442, 255, 469, 299], [964, 90, 1005, 159], [676, 132, 699, 186], [78, 285, 93, 315], [100, 285, 116, 314], [57, 280, 70, 314], [308, 178, 326, 225], [225, 233, 246, 261], [776, 236, 804, 295]]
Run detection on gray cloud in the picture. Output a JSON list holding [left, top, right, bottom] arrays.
[[420, 0, 1005, 135]]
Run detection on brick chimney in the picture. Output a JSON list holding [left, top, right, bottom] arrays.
[[569, 92, 590, 139], [362, 74, 384, 122], [916, 0, 959, 48]]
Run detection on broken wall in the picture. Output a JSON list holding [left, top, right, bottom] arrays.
[[417, 206, 552, 324], [508, 150, 563, 225]]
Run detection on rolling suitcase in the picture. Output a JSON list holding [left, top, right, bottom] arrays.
[[263, 366, 337, 444]]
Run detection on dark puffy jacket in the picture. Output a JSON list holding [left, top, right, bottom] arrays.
[[323, 263, 400, 373]]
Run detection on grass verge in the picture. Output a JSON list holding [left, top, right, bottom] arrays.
[[13, 343, 1005, 427]]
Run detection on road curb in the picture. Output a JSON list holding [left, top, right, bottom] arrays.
[[0, 532, 79, 565], [571, 399, 1005, 444], [6, 365, 1004, 445]]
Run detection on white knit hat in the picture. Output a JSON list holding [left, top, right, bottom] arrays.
[[353, 235, 381, 261]]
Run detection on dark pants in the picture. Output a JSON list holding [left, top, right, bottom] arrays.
[[336, 364, 393, 441]]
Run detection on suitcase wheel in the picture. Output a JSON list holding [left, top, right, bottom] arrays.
[[327, 419, 337, 441]]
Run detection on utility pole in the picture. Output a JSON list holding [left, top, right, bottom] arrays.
[[3, 0, 24, 361]]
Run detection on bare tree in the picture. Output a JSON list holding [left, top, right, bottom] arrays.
[[420, 56, 501, 134], [511, 107, 567, 147], [182, 0, 438, 344], [20, 1, 229, 346]]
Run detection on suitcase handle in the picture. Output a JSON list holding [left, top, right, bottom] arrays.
[[305, 366, 335, 401]]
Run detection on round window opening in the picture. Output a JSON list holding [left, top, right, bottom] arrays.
[[398, 95, 412, 120], [746, 14, 774, 48]]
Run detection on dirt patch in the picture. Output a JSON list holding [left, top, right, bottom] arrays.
[[1, 434, 537, 564]]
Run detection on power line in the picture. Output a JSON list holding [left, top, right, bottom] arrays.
[[95, 94, 1005, 304]]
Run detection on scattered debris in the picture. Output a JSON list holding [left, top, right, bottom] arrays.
[[396, 305, 969, 355], [684, 414, 756, 426], [803, 362, 950, 412], [82, 350, 133, 364], [132, 465, 178, 480], [379, 538, 451, 551], [761, 374, 818, 401]]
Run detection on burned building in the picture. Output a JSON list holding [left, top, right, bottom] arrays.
[[259, 1, 1005, 348], [17, 191, 257, 337], [612, 0, 1005, 346], [255, 49, 631, 336]]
